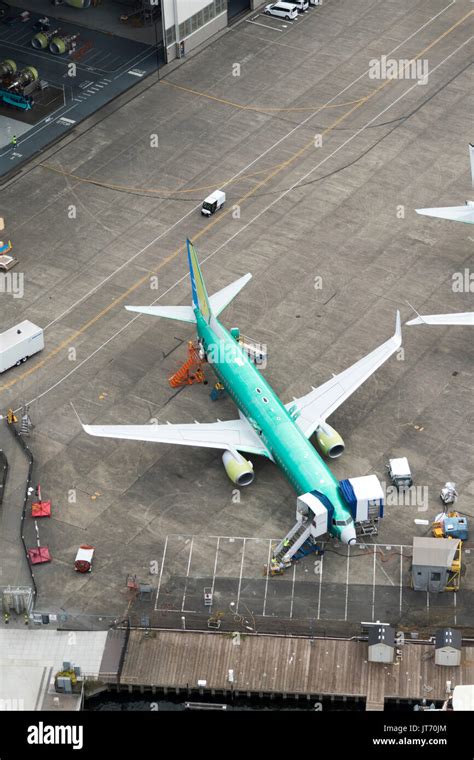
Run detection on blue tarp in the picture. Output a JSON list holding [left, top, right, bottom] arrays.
[[339, 479, 357, 518], [309, 489, 334, 522], [338, 479, 384, 519]]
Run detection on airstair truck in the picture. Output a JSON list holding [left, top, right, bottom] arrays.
[[0, 321, 44, 373]]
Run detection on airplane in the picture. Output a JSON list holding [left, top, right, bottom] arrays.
[[415, 144, 474, 224], [80, 240, 402, 546], [406, 311, 474, 326]]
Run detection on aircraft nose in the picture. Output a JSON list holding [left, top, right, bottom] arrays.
[[341, 526, 357, 545]]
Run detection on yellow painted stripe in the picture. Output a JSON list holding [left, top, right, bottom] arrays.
[[1, 9, 471, 395]]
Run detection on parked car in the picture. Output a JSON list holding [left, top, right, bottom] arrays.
[[289, 0, 309, 11], [264, 3, 299, 21]]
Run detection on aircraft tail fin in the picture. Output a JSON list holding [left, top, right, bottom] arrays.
[[187, 238, 212, 322], [125, 239, 252, 324]]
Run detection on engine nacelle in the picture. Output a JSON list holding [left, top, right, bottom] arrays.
[[222, 450, 254, 486], [315, 423, 345, 459]]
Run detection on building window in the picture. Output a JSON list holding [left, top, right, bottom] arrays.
[[166, 26, 176, 45]]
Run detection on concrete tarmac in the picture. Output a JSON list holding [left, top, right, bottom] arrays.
[[0, 0, 472, 630]]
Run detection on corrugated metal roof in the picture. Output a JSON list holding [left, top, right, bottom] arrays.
[[120, 630, 473, 701]]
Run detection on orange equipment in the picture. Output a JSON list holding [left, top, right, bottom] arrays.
[[169, 341, 206, 388]]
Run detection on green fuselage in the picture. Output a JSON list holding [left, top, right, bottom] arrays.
[[197, 311, 354, 541]]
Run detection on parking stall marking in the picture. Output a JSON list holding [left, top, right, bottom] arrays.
[[372, 545, 377, 622], [317, 553, 324, 620], [399, 547, 403, 614], [154, 535, 168, 611], [262, 540, 273, 617], [181, 537, 194, 612], [236, 538, 247, 613], [289, 564, 297, 619], [154, 534, 196, 612], [151, 535, 456, 624], [344, 545, 350, 622]]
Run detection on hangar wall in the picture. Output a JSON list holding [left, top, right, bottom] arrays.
[[162, 0, 228, 63]]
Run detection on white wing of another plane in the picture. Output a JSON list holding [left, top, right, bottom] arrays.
[[415, 203, 474, 224], [415, 145, 474, 224], [406, 312, 474, 326], [79, 415, 271, 458], [286, 312, 402, 438]]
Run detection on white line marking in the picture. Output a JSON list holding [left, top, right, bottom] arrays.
[[372, 545, 377, 621], [181, 536, 194, 611], [262, 539, 272, 616], [317, 554, 324, 620], [23, 37, 471, 407], [211, 536, 220, 596], [289, 563, 297, 619], [236, 538, 246, 613], [155, 608, 196, 613], [209, 536, 220, 613], [154, 535, 168, 610], [344, 544, 350, 621], [32, 3, 456, 327], [399, 547, 403, 613], [374, 552, 396, 587], [246, 19, 285, 32]]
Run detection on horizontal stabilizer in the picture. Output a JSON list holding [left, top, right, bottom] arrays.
[[416, 205, 474, 224], [209, 273, 252, 316], [125, 305, 196, 323], [406, 311, 474, 326], [124, 272, 252, 324]]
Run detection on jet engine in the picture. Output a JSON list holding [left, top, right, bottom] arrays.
[[222, 450, 254, 486], [315, 423, 345, 459]]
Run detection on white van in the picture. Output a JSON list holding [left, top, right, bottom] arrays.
[[201, 189, 226, 216], [264, 3, 299, 20], [0, 320, 44, 373], [289, 0, 309, 11]]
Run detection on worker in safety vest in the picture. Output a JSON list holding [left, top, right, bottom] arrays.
[[11, 135, 17, 148]]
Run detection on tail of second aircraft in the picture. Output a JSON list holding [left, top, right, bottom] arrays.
[[126, 239, 252, 324]]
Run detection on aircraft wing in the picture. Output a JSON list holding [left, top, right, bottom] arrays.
[[406, 312, 474, 326], [81, 417, 271, 458], [286, 312, 401, 438], [416, 205, 474, 224]]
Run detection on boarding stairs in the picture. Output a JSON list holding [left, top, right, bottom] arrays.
[[169, 341, 206, 388], [356, 502, 380, 537], [273, 520, 312, 564]]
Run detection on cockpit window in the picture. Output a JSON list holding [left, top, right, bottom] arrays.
[[335, 518, 352, 526]]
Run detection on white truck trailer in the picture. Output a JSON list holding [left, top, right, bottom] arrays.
[[0, 320, 44, 373]]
